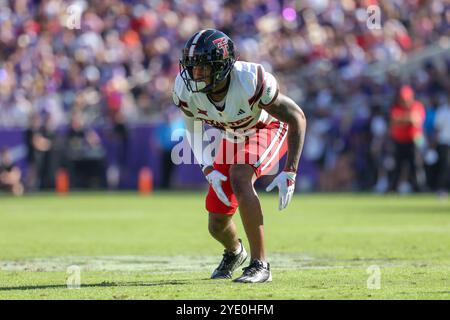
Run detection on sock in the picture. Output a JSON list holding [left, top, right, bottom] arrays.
[[252, 259, 268, 268], [232, 241, 242, 255]]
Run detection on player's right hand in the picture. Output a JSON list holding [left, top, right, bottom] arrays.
[[265, 171, 296, 211], [204, 169, 231, 207]]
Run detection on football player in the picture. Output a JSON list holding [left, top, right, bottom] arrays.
[[172, 29, 307, 283]]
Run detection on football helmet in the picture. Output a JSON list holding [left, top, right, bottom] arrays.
[[180, 29, 237, 93]]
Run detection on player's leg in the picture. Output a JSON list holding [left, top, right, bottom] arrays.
[[206, 163, 248, 279], [208, 213, 248, 279], [227, 121, 288, 283], [229, 164, 265, 261], [208, 213, 240, 252], [205, 162, 240, 252], [229, 164, 272, 283]]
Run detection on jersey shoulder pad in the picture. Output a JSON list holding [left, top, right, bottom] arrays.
[[233, 61, 265, 105], [172, 73, 190, 104]]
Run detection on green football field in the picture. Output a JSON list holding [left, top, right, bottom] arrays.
[[0, 192, 449, 300]]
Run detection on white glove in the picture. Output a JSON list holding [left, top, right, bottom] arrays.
[[205, 170, 231, 207], [266, 171, 296, 211]]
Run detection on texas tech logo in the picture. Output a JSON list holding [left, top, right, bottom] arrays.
[[212, 37, 229, 58]]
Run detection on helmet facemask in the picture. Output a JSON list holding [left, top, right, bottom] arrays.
[[180, 53, 235, 94], [179, 59, 214, 93]]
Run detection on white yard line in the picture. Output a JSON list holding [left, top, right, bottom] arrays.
[[0, 254, 422, 273]]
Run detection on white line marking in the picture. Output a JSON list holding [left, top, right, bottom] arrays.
[[261, 125, 288, 171], [0, 255, 424, 273], [189, 29, 207, 57], [254, 122, 286, 169]]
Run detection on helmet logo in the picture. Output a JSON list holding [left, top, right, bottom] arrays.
[[212, 37, 229, 58]]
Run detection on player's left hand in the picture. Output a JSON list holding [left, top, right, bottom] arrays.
[[265, 171, 296, 211]]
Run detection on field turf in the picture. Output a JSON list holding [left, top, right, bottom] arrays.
[[0, 192, 449, 300]]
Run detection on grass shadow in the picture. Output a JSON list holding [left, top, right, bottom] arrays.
[[0, 280, 190, 291]]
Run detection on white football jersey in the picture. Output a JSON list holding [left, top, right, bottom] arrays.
[[172, 61, 279, 131]]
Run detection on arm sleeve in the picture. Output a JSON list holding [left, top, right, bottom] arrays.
[[183, 115, 204, 168], [183, 115, 219, 171], [184, 117, 222, 170]]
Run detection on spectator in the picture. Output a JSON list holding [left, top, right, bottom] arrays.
[[24, 113, 54, 190], [104, 111, 129, 189], [65, 114, 106, 189], [0, 148, 24, 196], [155, 107, 185, 189], [24, 113, 42, 190], [388, 85, 426, 192], [368, 104, 389, 193], [422, 95, 440, 190], [434, 98, 450, 198], [37, 113, 57, 190], [111, 112, 129, 168]]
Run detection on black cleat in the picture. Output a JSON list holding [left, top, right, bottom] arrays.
[[211, 239, 248, 279], [233, 259, 272, 283]]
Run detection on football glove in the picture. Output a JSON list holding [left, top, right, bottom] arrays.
[[205, 170, 231, 207], [265, 171, 296, 211]]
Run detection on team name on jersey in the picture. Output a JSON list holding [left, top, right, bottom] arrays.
[[197, 115, 253, 130]]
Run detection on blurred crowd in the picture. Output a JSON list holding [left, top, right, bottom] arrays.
[[0, 0, 449, 194]]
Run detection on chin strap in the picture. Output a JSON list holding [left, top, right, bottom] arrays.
[[210, 75, 231, 95]]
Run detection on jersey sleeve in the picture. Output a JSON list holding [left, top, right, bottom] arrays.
[[172, 87, 180, 106], [172, 74, 194, 118], [236, 62, 279, 108], [244, 63, 265, 108], [258, 71, 279, 107]]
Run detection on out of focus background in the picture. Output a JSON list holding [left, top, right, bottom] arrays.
[[0, 0, 449, 195]]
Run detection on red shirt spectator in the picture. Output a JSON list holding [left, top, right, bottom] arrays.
[[390, 85, 425, 143]]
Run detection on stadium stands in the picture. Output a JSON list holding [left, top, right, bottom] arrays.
[[0, 0, 448, 192]]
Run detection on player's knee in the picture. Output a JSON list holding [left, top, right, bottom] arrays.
[[229, 165, 253, 198], [208, 215, 228, 236], [208, 222, 222, 237]]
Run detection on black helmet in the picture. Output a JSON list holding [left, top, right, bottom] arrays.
[[179, 29, 237, 93]]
